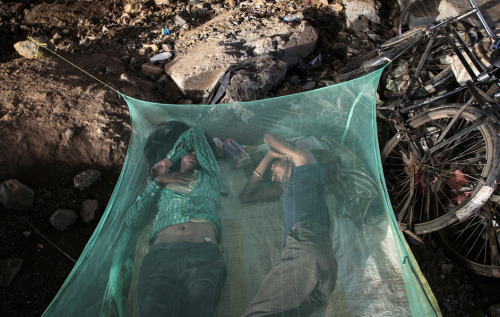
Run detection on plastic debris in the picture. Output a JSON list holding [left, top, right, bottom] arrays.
[[283, 13, 303, 23], [222, 139, 251, 169], [150, 52, 173, 62]]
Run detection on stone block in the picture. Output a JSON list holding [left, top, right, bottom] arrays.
[[0, 179, 34, 211]]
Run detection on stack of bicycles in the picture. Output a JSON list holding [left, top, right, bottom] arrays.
[[338, 0, 500, 277]]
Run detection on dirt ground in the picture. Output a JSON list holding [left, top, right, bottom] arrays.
[[1, 0, 500, 316]]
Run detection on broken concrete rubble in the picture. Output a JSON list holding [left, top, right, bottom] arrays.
[[342, 0, 380, 26], [164, 11, 318, 102], [206, 54, 287, 104], [142, 62, 164, 78]]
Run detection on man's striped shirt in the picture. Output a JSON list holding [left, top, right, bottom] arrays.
[[125, 128, 221, 243]]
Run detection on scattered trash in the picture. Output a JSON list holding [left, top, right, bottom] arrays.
[[162, 28, 171, 35], [310, 54, 322, 67], [150, 52, 173, 62], [283, 12, 303, 23], [213, 137, 226, 159], [222, 139, 251, 169]]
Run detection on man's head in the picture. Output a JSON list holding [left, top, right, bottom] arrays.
[[144, 121, 190, 173], [271, 158, 291, 183], [179, 151, 200, 173], [144, 120, 216, 174]]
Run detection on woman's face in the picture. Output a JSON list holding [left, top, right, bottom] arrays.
[[271, 158, 290, 183]]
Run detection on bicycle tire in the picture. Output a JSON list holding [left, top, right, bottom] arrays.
[[381, 105, 500, 234], [337, 27, 427, 82], [437, 189, 500, 278], [398, 0, 442, 35]]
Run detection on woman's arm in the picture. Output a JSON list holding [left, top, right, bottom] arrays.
[[264, 132, 316, 166], [239, 150, 284, 203]]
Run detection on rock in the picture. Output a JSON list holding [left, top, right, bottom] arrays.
[[73, 169, 101, 190], [155, 0, 174, 6], [0, 179, 34, 211], [13, 37, 54, 59], [175, 10, 193, 27], [162, 43, 173, 51], [142, 63, 165, 77], [0, 258, 23, 287], [288, 75, 301, 85], [342, 0, 380, 26], [143, 44, 159, 53], [80, 199, 98, 223], [281, 25, 319, 70], [221, 55, 288, 103], [124, 2, 145, 14], [487, 303, 500, 317], [350, 16, 370, 33], [302, 81, 316, 90], [330, 3, 344, 12], [50, 209, 79, 231]]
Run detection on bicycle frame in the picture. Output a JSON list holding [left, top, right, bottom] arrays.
[[388, 2, 500, 164], [401, 0, 500, 50], [394, 14, 500, 117]]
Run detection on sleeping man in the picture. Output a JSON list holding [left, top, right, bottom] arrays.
[[125, 121, 226, 317], [239, 132, 337, 316]]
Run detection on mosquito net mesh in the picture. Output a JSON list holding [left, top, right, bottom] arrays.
[[42, 68, 441, 317]]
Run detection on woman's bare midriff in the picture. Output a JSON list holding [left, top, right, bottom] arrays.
[[154, 221, 217, 245]]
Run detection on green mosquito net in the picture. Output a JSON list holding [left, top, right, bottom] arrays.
[[42, 68, 441, 316]]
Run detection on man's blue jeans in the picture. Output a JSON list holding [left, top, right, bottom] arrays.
[[138, 241, 227, 317]]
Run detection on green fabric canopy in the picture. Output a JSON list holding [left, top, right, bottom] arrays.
[[43, 67, 441, 316]]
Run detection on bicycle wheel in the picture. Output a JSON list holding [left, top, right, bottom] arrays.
[[336, 26, 427, 82], [381, 105, 500, 234], [398, 0, 472, 34], [437, 185, 500, 277]]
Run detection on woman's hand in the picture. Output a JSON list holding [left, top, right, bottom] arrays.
[[155, 172, 192, 186]]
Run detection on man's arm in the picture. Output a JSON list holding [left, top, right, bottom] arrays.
[[124, 181, 162, 228], [263, 133, 316, 166], [166, 128, 221, 183]]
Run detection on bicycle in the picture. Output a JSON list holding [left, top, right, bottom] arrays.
[[338, 0, 500, 101], [337, 0, 500, 236]]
